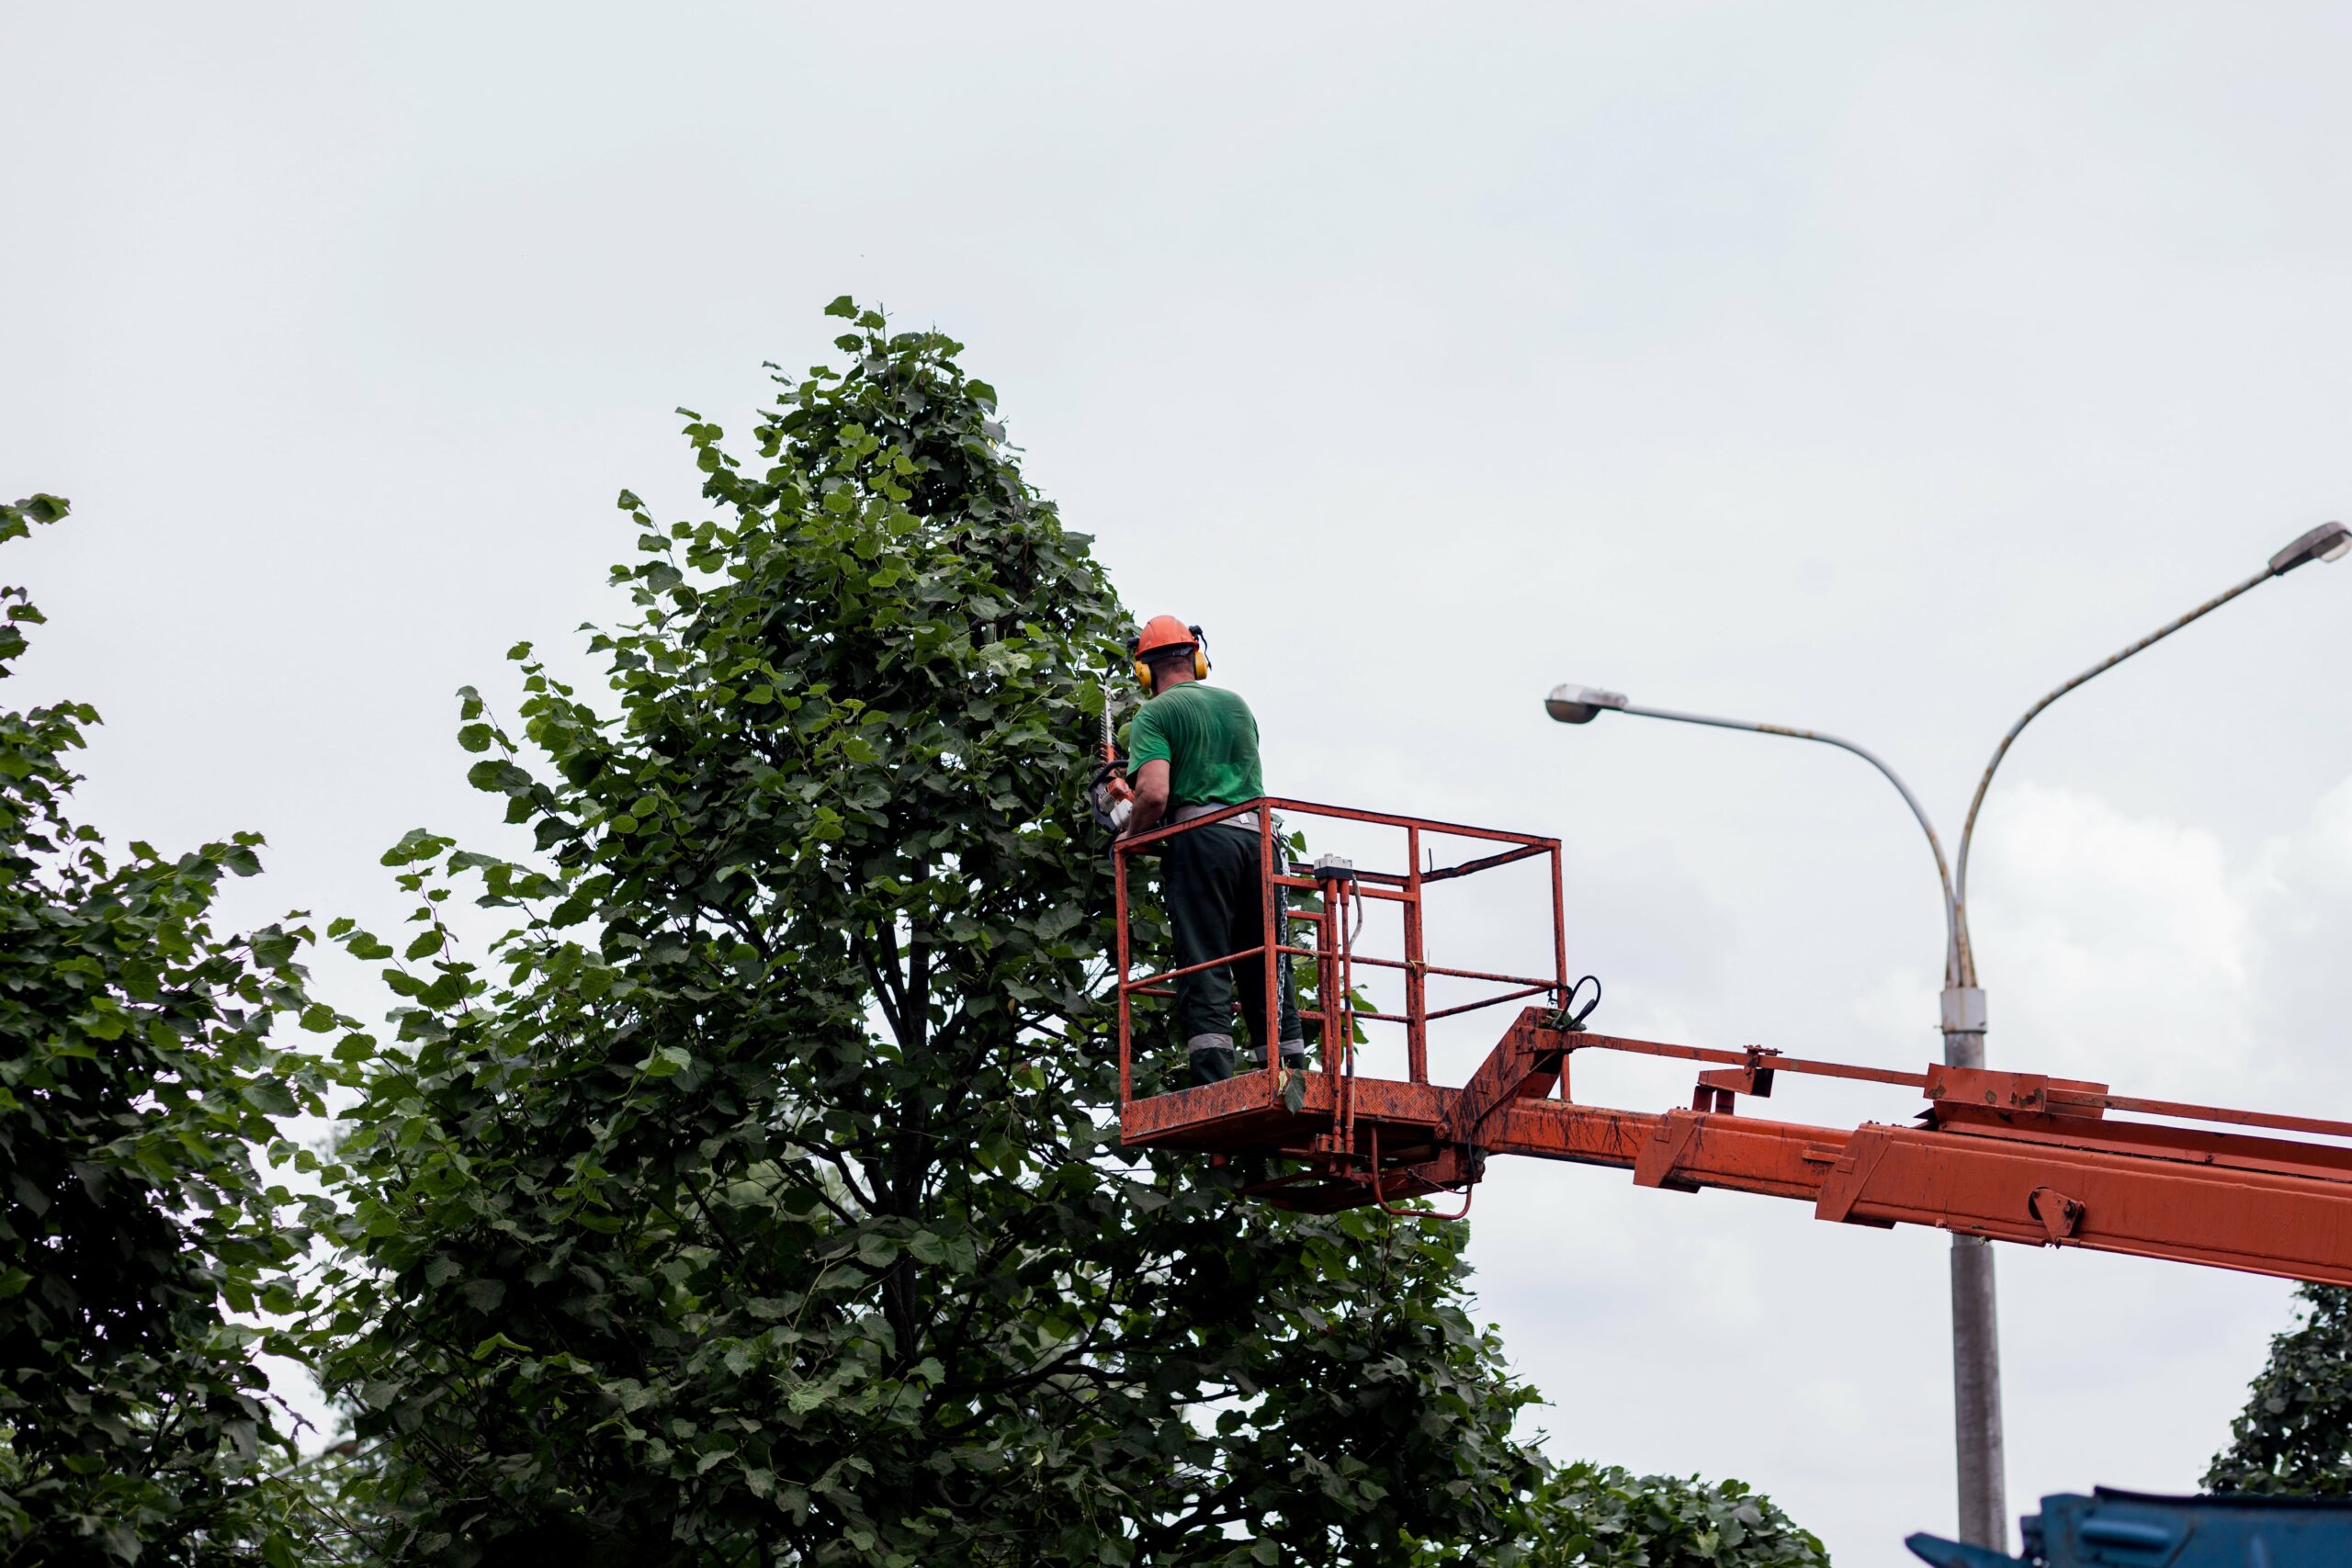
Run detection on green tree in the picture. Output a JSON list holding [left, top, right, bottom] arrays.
[[2206, 1283, 2352, 1495], [312, 300, 1545, 1565], [0, 495, 335, 1564]]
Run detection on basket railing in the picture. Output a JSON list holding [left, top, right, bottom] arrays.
[[1111, 797, 1566, 1108]]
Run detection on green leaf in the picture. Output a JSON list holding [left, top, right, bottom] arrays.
[[241, 1077, 298, 1115], [345, 931, 394, 961], [639, 1044, 692, 1078]]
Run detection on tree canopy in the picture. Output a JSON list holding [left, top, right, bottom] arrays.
[[2206, 1283, 2352, 1495], [0, 494, 333, 1564], [310, 300, 1548, 1565]]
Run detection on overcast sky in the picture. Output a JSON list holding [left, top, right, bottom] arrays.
[[9, 6, 2352, 1559]]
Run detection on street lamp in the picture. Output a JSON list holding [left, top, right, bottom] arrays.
[[2272, 520, 2352, 572], [1544, 520, 2346, 1552]]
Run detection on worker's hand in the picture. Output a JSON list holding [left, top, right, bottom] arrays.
[[1125, 758, 1171, 839], [1088, 770, 1132, 838]]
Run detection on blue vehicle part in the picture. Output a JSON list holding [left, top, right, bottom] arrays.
[[1909, 1487, 2352, 1567]]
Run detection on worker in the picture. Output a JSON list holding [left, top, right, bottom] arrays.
[[1120, 615, 1305, 1086]]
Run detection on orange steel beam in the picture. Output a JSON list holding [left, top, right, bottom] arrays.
[[1119, 1009, 2352, 1286], [1505, 1019, 2352, 1285], [1487, 1100, 2352, 1284]]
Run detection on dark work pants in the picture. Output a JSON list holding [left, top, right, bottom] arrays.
[[1163, 822, 1304, 1085]]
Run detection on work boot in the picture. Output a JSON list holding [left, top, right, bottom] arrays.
[[1188, 1033, 1236, 1087]]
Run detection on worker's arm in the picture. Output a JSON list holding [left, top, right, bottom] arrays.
[[1123, 759, 1170, 839]]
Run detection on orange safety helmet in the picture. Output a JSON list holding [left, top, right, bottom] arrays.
[[1130, 615, 1209, 687]]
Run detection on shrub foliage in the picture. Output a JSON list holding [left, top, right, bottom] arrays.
[[1513, 1464, 1829, 1567]]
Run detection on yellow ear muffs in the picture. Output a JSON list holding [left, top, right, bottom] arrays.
[[1133, 624, 1209, 688]]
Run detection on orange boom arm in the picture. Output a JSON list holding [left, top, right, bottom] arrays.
[[1114, 799, 2352, 1287]]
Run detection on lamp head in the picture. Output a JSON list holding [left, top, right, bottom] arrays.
[[2269, 521, 2350, 576], [1544, 683, 1630, 725]]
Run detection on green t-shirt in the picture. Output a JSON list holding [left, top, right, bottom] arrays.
[[1129, 682, 1262, 809]]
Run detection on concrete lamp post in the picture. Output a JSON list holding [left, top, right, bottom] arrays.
[[1544, 519, 2347, 1552]]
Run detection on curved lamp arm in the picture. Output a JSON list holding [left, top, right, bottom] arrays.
[[1547, 686, 1962, 983], [1951, 521, 2346, 986]]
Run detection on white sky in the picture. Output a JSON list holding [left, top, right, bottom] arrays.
[[8, 6, 2352, 1560]]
